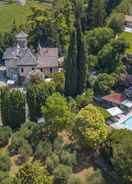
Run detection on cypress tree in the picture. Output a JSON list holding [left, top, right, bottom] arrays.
[[76, 18, 87, 95], [64, 30, 78, 97], [87, 0, 106, 28], [1, 88, 26, 129]]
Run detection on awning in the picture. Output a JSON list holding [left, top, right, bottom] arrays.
[[121, 100, 132, 108], [107, 107, 123, 117]]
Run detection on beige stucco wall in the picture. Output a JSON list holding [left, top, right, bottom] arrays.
[[41, 67, 58, 77], [18, 66, 36, 77], [5, 59, 18, 78]]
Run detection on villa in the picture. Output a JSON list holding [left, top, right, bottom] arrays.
[[3, 31, 60, 84]]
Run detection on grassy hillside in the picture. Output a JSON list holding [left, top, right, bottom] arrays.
[[0, 1, 50, 33], [121, 32, 132, 54]]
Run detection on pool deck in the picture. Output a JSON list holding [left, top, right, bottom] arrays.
[[110, 111, 132, 130]]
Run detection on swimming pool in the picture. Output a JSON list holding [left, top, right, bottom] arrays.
[[122, 116, 132, 130]]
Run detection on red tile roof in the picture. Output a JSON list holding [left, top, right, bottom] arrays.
[[102, 92, 125, 105]]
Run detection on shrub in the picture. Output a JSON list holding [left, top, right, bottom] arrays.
[[0, 127, 12, 148], [67, 175, 82, 184], [8, 132, 29, 156], [46, 153, 60, 173], [53, 164, 72, 184], [19, 121, 38, 141], [16, 143, 33, 165], [0, 153, 11, 172], [60, 151, 77, 167], [53, 137, 64, 154], [35, 141, 52, 161]]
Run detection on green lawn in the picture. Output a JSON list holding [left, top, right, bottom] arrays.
[[120, 32, 132, 54], [0, 1, 50, 33]]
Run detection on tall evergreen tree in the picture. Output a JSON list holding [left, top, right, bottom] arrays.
[[1, 88, 26, 129], [64, 30, 78, 97], [87, 0, 106, 28], [76, 18, 87, 95]]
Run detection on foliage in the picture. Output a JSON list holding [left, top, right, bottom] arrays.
[[0, 171, 13, 184], [76, 89, 94, 109], [120, 32, 132, 54], [0, 127, 12, 148], [85, 27, 114, 55], [87, 0, 106, 28], [15, 161, 53, 184], [1, 88, 26, 129], [67, 175, 82, 184], [46, 153, 60, 173], [42, 93, 72, 135], [73, 104, 108, 150], [35, 141, 52, 161], [52, 72, 65, 93], [85, 169, 106, 184], [27, 81, 55, 121], [28, 0, 74, 52], [64, 30, 78, 97], [94, 73, 116, 95], [53, 164, 72, 184], [8, 131, 32, 158], [60, 150, 77, 167], [104, 129, 132, 184], [65, 26, 87, 96], [0, 152, 11, 172], [106, 13, 125, 34], [96, 106, 111, 120], [97, 38, 128, 73]]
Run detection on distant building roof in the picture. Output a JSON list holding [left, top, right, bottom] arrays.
[[3, 47, 18, 59], [121, 100, 132, 108], [102, 92, 125, 105], [17, 49, 37, 66], [16, 31, 28, 39], [125, 15, 132, 23], [107, 107, 123, 117], [37, 48, 58, 68]]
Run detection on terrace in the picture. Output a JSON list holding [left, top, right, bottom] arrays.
[[101, 92, 132, 130]]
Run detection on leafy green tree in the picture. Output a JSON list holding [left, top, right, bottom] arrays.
[[107, 13, 125, 34], [106, 0, 122, 13], [64, 30, 78, 97], [1, 88, 25, 129], [27, 81, 55, 121], [94, 73, 116, 95], [42, 93, 72, 135], [76, 89, 94, 109], [85, 27, 114, 55], [15, 161, 53, 184], [97, 38, 128, 73], [73, 104, 108, 150], [0, 127, 12, 148], [53, 164, 72, 184], [103, 129, 132, 184], [52, 72, 64, 93]]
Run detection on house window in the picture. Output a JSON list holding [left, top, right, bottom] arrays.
[[50, 68, 53, 73], [21, 68, 24, 73]]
